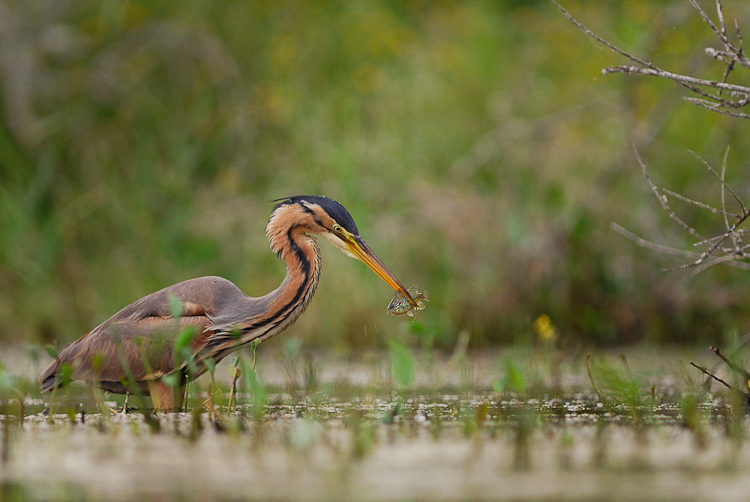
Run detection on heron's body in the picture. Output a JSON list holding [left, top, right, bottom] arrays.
[[39, 196, 416, 410]]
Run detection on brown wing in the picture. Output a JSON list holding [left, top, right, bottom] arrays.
[[39, 276, 251, 393]]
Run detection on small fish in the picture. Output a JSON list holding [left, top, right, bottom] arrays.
[[387, 286, 428, 317]]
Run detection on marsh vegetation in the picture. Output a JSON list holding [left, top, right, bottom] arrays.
[[3, 1, 750, 500], [3, 0, 750, 352], [1, 344, 750, 501]]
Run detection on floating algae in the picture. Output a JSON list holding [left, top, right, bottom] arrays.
[[387, 286, 428, 317]]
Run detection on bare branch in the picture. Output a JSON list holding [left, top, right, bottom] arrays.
[[689, 361, 733, 390], [688, 148, 746, 214], [661, 188, 739, 218], [623, 146, 750, 273], [736, 19, 747, 68], [634, 147, 705, 242], [690, 0, 750, 69], [689, 253, 750, 274], [549, 0, 653, 68], [693, 229, 750, 247], [683, 97, 750, 118], [711, 345, 750, 382], [690, 0, 731, 49], [603, 65, 750, 95], [555, 0, 750, 117], [714, 0, 738, 90], [718, 146, 744, 251], [715, 0, 727, 39], [702, 207, 750, 261], [721, 147, 730, 231], [610, 223, 701, 259], [556, 1, 750, 272], [609, 225, 750, 272]]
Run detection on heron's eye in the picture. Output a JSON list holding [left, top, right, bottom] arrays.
[[332, 224, 344, 234]]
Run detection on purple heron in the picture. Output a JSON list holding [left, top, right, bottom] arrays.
[[39, 196, 418, 410]]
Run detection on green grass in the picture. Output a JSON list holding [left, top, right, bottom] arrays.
[[2, 1, 750, 351]]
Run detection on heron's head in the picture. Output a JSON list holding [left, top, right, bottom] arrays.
[[269, 195, 416, 306]]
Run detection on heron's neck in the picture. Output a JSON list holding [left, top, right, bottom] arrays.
[[256, 226, 322, 340]]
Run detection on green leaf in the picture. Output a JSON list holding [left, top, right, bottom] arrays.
[[25, 344, 40, 364], [492, 378, 504, 394], [180, 347, 194, 364], [58, 363, 73, 387], [91, 352, 104, 372], [389, 338, 415, 388], [174, 325, 199, 353], [167, 293, 183, 318], [0, 370, 14, 393], [382, 402, 400, 425], [204, 357, 216, 375], [505, 359, 525, 394], [284, 337, 301, 357], [494, 358, 526, 395], [161, 373, 181, 389], [245, 367, 266, 420]]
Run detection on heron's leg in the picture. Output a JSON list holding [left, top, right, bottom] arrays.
[[120, 393, 129, 414], [148, 378, 186, 412], [173, 382, 186, 412]]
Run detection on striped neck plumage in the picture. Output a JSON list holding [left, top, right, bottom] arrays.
[[234, 223, 322, 345], [262, 228, 322, 338]]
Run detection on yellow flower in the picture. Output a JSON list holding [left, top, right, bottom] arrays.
[[533, 314, 557, 342]]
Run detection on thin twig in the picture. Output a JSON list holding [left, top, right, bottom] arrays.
[[683, 97, 750, 118], [604, 65, 750, 95], [689, 361, 733, 390], [557, 1, 750, 272], [716, 0, 728, 46], [688, 253, 750, 274], [555, 0, 750, 113], [736, 18, 747, 67], [721, 147, 735, 226], [701, 208, 750, 262], [691, 0, 731, 50], [688, 148, 746, 214], [662, 188, 738, 218], [710, 346, 750, 382], [693, 228, 749, 247], [611, 223, 750, 272], [549, 0, 653, 68], [690, 0, 750, 68], [610, 223, 700, 259], [634, 147, 704, 242]]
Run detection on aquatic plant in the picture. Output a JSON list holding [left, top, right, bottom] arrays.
[[586, 354, 655, 429], [388, 337, 415, 389]]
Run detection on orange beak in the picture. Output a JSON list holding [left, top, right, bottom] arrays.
[[346, 236, 418, 308]]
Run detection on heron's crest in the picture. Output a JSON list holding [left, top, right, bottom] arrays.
[[272, 195, 359, 235]]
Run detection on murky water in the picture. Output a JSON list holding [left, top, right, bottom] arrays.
[[2, 346, 749, 501], [3, 405, 750, 502]]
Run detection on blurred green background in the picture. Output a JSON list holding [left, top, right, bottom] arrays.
[[1, 0, 750, 353]]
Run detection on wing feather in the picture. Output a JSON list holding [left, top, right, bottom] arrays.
[[40, 276, 250, 392]]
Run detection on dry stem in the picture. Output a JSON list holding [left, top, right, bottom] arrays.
[[551, 0, 750, 118], [553, 1, 750, 272]]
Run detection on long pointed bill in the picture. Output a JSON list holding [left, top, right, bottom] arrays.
[[346, 236, 418, 308]]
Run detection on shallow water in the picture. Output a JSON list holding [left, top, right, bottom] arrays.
[[1, 346, 748, 501], [3, 405, 750, 502]]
